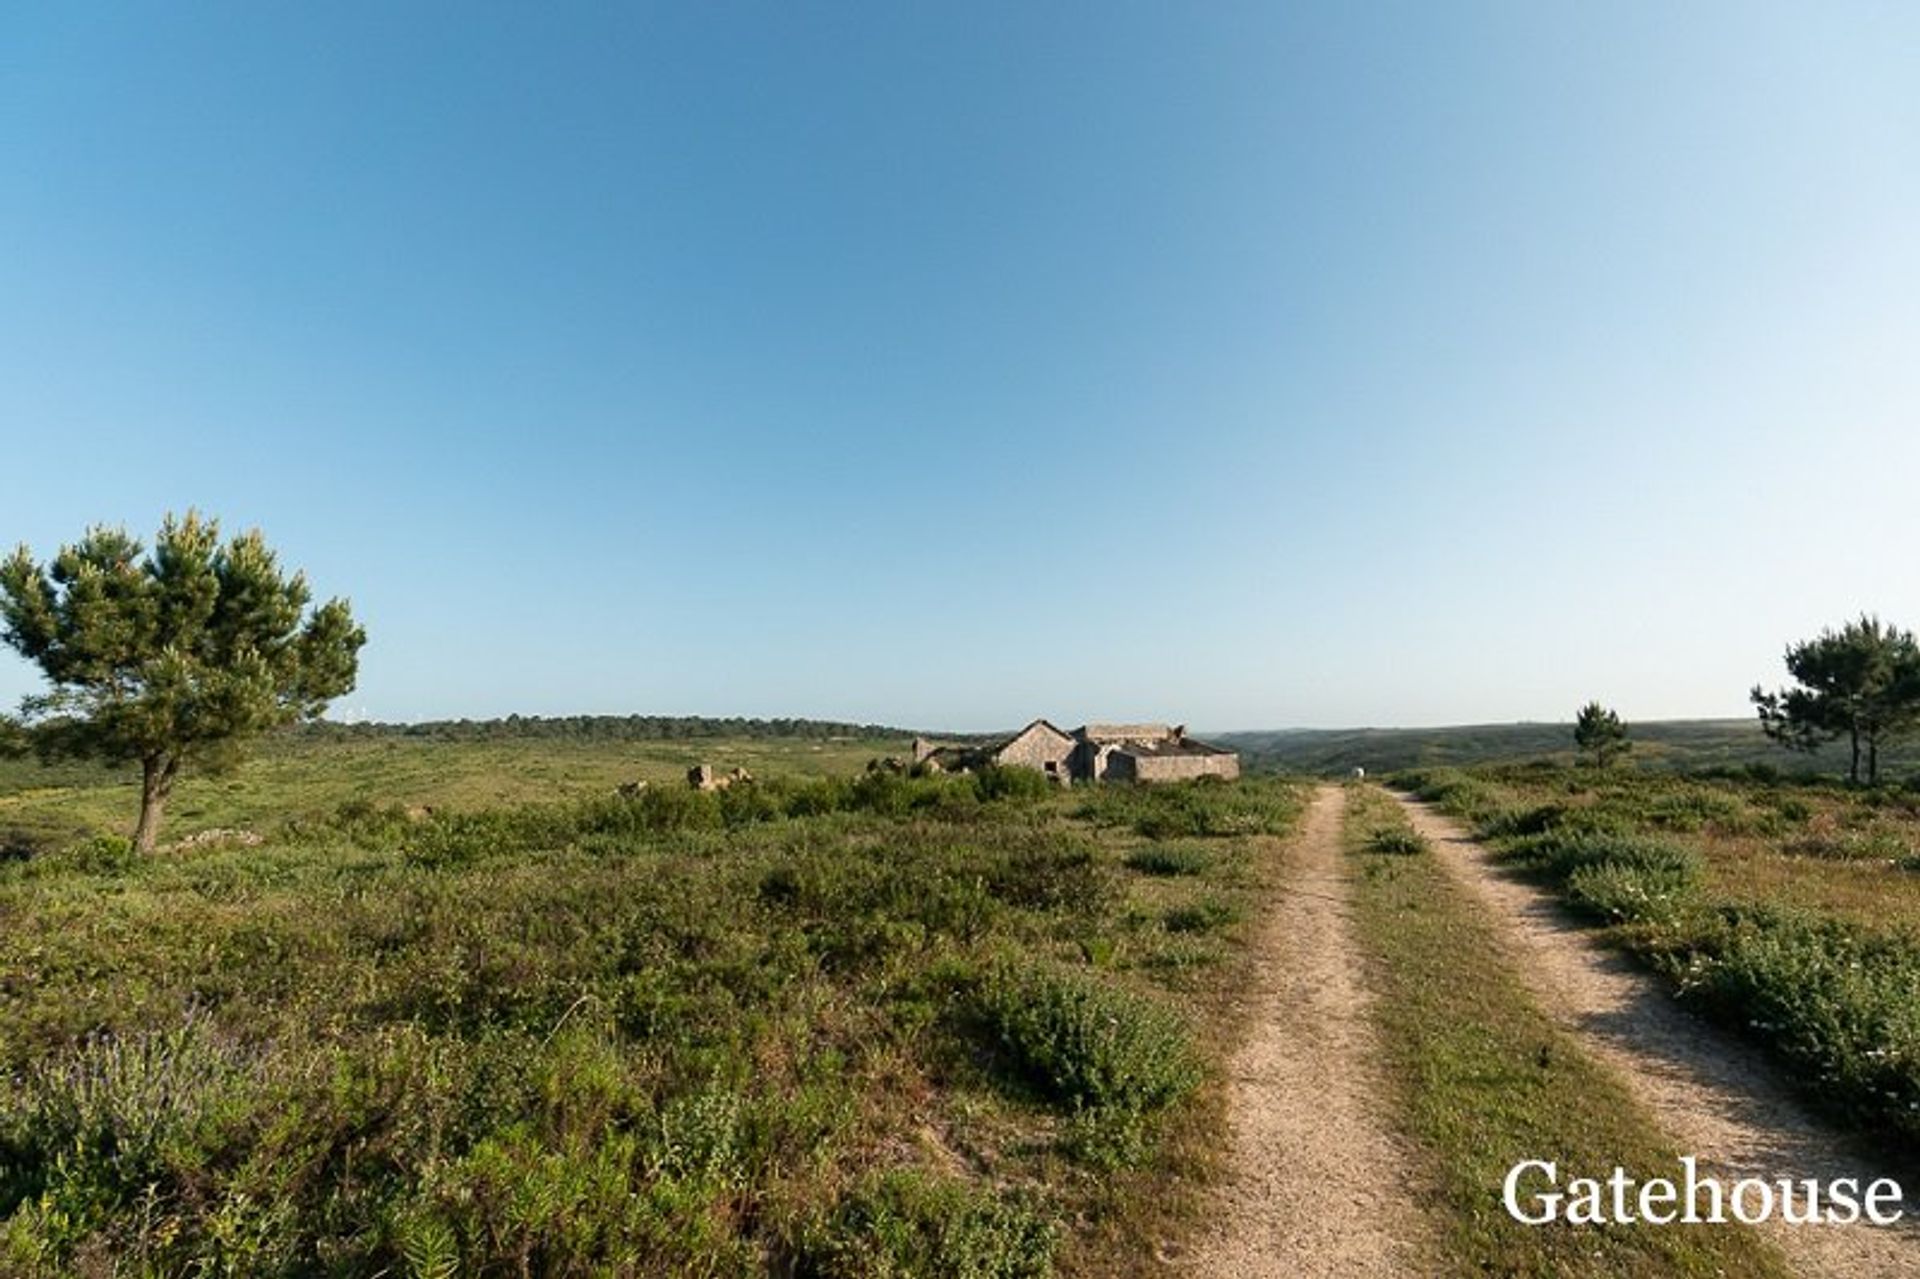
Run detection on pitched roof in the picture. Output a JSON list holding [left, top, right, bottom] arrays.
[[995, 718, 1075, 749]]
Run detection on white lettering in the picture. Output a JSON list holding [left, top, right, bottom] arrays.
[[1731, 1178, 1774, 1225], [1503, 1160, 1560, 1225], [1829, 1178, 1862, 1224], [1638, 1178, 1677, 1225], [1501, 1159, 1902, 1226], [1779, 1179, 1820, 1226], [1682, 1156, 1725, 1223], [1866, 1179, 1905, 1226]]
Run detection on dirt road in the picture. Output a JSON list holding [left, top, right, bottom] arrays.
[[1190, 785, 1429, 1276], [1394, 793, 1920, 1278]]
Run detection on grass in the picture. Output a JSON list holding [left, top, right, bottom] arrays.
[[0, 750, 1305, 1276], [1341, 784, 1789, 1277], [1397, 763, 1920, 1152], [0, 732, 906, 857]]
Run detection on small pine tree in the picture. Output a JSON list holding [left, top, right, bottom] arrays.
[[1573, 701, 1630, 769]]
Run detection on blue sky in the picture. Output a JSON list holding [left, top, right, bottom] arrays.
[[3, 2, 1916, 731]]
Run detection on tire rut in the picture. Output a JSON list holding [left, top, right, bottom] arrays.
[[1394, 792, 1920, 1278], [1189, 785, 1429, 1276]]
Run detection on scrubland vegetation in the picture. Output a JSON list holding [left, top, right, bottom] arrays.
[[0, 733, 903, 861], [1340, 785, 1787, 1277], [0, 754, 1302, 1276], [1397, 764, 1920, 1153]]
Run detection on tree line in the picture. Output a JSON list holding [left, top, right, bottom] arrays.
[[1578, 614, 1920, 786], [298, 715, 910, 743]]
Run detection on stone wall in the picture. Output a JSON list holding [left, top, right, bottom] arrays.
[[993, 722, 1076, 774], [1129, 752, 1241, 783]]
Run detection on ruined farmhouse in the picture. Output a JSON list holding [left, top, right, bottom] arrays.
[[914, 720, 1240, 784]]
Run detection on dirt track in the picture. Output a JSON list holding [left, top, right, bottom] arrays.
[[1190, 785, 1428, 1276], [1394, 793, 1920, 1278]]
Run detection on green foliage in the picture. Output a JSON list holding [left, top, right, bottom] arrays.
[[983, 833, 1117, 915], [0, 1013, 259, 1223], [1122, 845, 1211, 877], [1501, 831, 1701, 888], [1676, 912, 1920, 1142], [1075, 778, 1301, 839], [0, 512, 365, 850], [1564, 861, 1698, 926], [1366, 827, 1428, 856], [1415, 763, 1920, 1157], [804, 1171, 1055, 1278], [1573, 701, 1631, 768], [1162, 899, 1241, 934], [1393, 767, 1502, 818], [977, 963, 1200, 1115], [1752, 614, 1920, 784], [0, 756, 1299, 1272], [972, 764, 1053, 803]]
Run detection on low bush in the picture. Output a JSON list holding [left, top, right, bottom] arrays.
[[801, 1170, 1055, 1279], [40, 834, 137, 876], [1564, 860, 1698, 926], [1502, 831, 1700, 889], [972, 765, 1053, 803], [984, 834, 1116, 915], [1641, 790, 1747, 833], [1675, 913, 1920, 1143], [1076, 780, 1299, 840], [977, 964, 1200, 1116], [0, 1012, 260, 1227], [1367, 827, 1428, 856], [1123, 845, 1211, 877], [1163, 899, 1241, 935]]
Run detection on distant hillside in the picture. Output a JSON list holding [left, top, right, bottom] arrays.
[[1216, 719, 1920, 780]]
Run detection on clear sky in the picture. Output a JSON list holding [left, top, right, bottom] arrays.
[[3, 2, 1916, 731]]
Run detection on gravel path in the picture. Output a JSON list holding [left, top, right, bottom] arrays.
[[1395, 793, 1920, 1278], [1190, 785, 1429, 1276]]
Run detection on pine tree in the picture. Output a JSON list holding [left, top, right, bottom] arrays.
[[1573, 701, 1630, 769], [0, 512, 366, 850], [1751, 615, 1920, 785]]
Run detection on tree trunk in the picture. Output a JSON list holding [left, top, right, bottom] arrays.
[[1849, 728, 1862, 786], [133, 754, 175, 853]]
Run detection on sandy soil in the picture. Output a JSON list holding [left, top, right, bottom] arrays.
[[1188, 785, 1430, 1276], [1395, 793, 1920, 1278]]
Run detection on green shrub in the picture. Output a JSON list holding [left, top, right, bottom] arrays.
[[1478, 804, 1565, 839], [977, 964, 1199, 1114], [1642, 790, 1746, 833], [803, 1170, 1055, 1279], [1504, 832, 1700, 888], [1675, 913, 1920, 1142], [1564, 861, 1698, 926], [43, 834, 136, 876], [1790, 828, 1914, 863], [1162, 899, 1241, 935], [1122, 846, 1211, 877], [984, 834, 1116, 915], [972, 765, 1052, 803], [0, 1013, 260, 1221], [1058, 1103, 1151, 1169], [1366, 827, 1427, 856], [1075, 780, 1299, 840], [1392, 768, 1505, 822]]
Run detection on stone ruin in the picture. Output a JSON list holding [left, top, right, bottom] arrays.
[[687, 764, 753, 791]]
